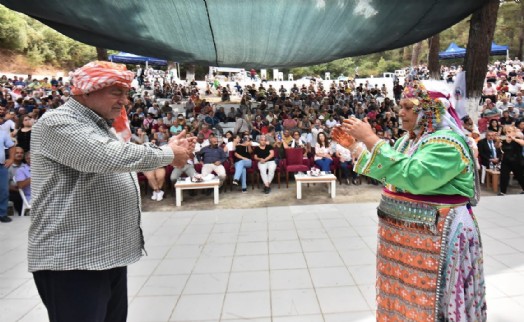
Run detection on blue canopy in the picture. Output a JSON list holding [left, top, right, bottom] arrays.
[[108, 52, 167, 66], [438, 43, 466, 60], [490, 42, 509, 56], [439, 42, 509, 60]]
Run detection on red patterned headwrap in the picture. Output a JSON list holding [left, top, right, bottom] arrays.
[[71, 61, 134, 95]]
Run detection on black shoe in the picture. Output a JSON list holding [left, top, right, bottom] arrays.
[[352, 179, 360, 185], [346, 178, 350, 185], [232, 179, 239, 185], [520, 191, 524, 194], [267, 187, 271, 194], [0, 216, 12, 223], [497, 192, 505, 196], [263, 186, 268, 193]]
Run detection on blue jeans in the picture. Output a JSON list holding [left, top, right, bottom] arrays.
[[234, 159, 252, 189], [0, 166, 8, 217], [315, 158, 332, 172], [340, 161, 356, 179]]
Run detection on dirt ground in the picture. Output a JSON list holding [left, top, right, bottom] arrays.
[[140, 176, 517, 212]]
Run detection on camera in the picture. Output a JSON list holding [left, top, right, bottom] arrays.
[[241, 136, 250, 143]]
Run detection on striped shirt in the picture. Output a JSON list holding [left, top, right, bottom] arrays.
[[28, 98, 174, 272]]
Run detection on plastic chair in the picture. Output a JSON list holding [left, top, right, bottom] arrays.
[[284, 148, 309, 188], [18, 187, 31, 216], [13, 178, 31, 216]]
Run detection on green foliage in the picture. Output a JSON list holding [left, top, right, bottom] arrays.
[[0, 4, 96, 69], [0, 6, 28, 50], [291, 2, 522, 77]]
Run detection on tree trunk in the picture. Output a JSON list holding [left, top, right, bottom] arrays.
[[464, 0, 499, 123], [403, 46, 411, 62], [518, 4, 524, 60], [96, 47, 108, 61], [411, 41, 423, 67], [427, 34, 440, 80]]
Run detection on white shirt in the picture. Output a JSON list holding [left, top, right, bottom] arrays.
[[325, 119, 338, 128], [0, 119, 16, 136], [335, 144, 352, 162]]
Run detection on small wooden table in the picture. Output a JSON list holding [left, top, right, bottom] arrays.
[[295, 173, 337, 199], [485, 169, 500, 192], [174, 178, 220, 207]]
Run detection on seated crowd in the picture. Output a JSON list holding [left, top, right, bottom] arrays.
[[1, 58, 523, 206]]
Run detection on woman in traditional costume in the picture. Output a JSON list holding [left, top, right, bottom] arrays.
[[336, 83, 486, 321]]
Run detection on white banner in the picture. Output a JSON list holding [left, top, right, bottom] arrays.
[[451, 71, 467, 119]]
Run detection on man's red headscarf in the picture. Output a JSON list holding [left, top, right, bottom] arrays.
[[71, 61, 135, 142]]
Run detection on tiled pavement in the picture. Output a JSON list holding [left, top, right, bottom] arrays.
[[1, 195, 524, 321]]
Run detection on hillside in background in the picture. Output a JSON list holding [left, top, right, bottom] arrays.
[[0, 48, 67, 75], [0, 2, 522, 78]]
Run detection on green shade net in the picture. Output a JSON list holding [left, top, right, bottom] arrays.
[[0, 0, 487, 68]]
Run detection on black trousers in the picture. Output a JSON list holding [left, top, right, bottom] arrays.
[[33, 267, 128, 322], [500, 161, 524, 193], [9, 190, 22, 215]]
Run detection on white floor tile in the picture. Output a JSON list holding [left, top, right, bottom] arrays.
[[269, 240, 302, 254], [129, 259, 162, 276], [221, 291, 271, 319], [207, 232, 239, 244], [272, 314, 324, 322], [238, 231, 268, 243], [309, 267, 355, 288], [2, 198, 523, 321], [485, 297, 524, 322], [0, 278, 30, 298], [228, 271, 270, 292], [138, 275, 188, 296], [128, 296, 178, 322], [153, 258, 196, 275], [324, 311, 375, 322], [268, 230, 299, 241], [316, 286, 370, 312], [232, 255, 269, 272], [270, 269, 313, 290], [339, 249, 376, 266], [165, 244, 203, 259], [301, 238, 336, 252], [271, 289, 321, 316], [17, 303, 49, 322], [304, 251, 345, 268], [270, 253, 307, 270], [193, 256, 233, 274], [4, 279, 39, 299], [201, 243, 237, 257], [0, 299, 39, 322], [236, 242, 268, 256], [183, 273, 229, 295], [170, 293, 224, 321]]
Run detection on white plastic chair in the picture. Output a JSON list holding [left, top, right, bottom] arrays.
[[13, 178, 31, 216]]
